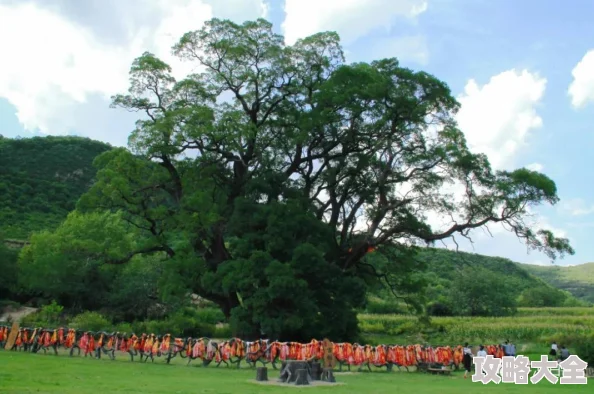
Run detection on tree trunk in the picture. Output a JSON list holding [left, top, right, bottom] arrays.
[[217, 301, 229, 319]]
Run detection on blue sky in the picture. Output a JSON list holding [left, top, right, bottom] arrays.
[[1, 0, 593, 266]]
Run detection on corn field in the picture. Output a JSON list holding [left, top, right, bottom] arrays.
[[358, 307, 594, 345]]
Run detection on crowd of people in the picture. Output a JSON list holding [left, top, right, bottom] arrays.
[[549, 341, 571, 361], [459, 340, 571, 379]]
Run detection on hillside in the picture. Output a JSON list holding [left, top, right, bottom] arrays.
[[520, 262, 594, 303], [0, 135, 112, 240], [366, 247, 589, 316], [417, 248, 587, 310]]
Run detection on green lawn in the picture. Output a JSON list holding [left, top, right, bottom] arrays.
[[0, 349, 590, 393]]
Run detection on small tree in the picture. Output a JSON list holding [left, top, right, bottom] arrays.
[[450, 265, 517, 316]]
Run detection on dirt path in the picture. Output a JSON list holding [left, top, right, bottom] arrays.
[[0, 306, 37, 323]]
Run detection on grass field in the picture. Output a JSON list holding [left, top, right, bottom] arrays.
[[0, 349, 591, 393]]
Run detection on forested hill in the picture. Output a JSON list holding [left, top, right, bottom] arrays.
[[400, 248, 589, 316], [0, 135, 112, 240], [519, 262, 594, 303]]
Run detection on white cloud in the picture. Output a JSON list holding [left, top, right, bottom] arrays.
[[559, 198, 594, 217], [367, 35, 429, 65], [526, 162, 544, 172], [150, 1, 213, 80], [568, 49, 594, 109], [202, 0, 269, 22], [0, 0, 266, 140], [455, 69, 547, 171], [0, 3, 132, 134], [532, 209, 568, 239], [281, 0, 428, 46]]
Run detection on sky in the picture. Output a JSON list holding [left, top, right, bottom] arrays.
[[0, 0, 593, 267]]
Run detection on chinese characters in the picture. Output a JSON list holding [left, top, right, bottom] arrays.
[[472, 355, 588, 384]]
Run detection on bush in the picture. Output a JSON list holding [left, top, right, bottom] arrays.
[[427, 302, 452, 316], [359, 320, 385, 334], [575, 334, 594, 367], [0, 300, 20, 310], [192, 308, 225, 325], [213, 325, 233, 339], [518, 287, 561, 307], [130, 309, 218, 338], [387, 321, 418, 336], [69, 311, 112, 332], [167, 312, 215, 337], [139, 319, 172, 336], [19, 313, 38, 327], [541, 333, 589, 348], [20, 300, 66, 327], [364, 299, 404, 315], [114, 323, 134, 334], [562, 297, 587, 307]]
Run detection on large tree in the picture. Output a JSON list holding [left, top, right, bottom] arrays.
[[64, 18, 572, 341]]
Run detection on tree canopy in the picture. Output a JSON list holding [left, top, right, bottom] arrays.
[[25, 18, 573, 341]]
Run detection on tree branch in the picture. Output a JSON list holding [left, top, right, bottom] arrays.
[[105, 245, 174, 265]]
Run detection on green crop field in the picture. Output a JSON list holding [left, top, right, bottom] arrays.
[[358, 307, 594, 346], [0, 349, 590, 393]]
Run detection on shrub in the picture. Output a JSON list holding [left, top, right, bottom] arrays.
[[562, 297, 587, 307], [141, 319, 172, 335], [427, 302, 452, 316], [213, 325, 233, 339], [0, 300, 20, 310], [114, 323, 134, 334], [541, 333, 589, 348], [20, 300, 65, 327], [193, 323, 216, 338], [193, 308, 225, 325], [364, 299, 404, 315], [358, 320, 384, 334], [387, 321, 418, 336], [166, 311, 216, 337], [574, 334, 594, 367], [130, 309, 218, 338], [69, 311, 112, 332], [518, 287, 566, 307]]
